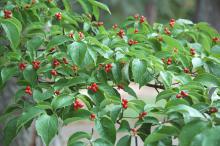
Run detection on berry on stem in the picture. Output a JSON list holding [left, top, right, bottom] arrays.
[[134, 28, 139, 33], [25, 86, 32, 96], [55, 12, 62, 20], [53, 59, 60, 67], [180, 91, 188, 97], [164, 27, 171, 35], [69, 33, 74, 38], [138, 112, 147, 119], [105, 64, 112, 73], [169, 18, 175, 28], [176, 93, 182, 99], [90, 113, 96, 120], [73, 99, 84, 111], [32, 60, 40, 70], [54, 90, 60, 96], [51, 69, 57, 76], [19, 63, 26, 71], [88, 83, 99, 92], [183, 67, 190, 73], [117, 29, 125, 38], [209, 107, 218, 114], [97, 21, 104, 27], [212, 37, 220, 43], [112, 24, 118, 29], [140, 16, 145, 23], [122, 98, 128, 109], [4, 10, 12, 19], [62, 58, 68, 64]]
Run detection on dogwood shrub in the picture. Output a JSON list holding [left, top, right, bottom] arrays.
[[0, 0, 220, 146]]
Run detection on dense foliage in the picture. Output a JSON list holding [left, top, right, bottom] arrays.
[[0, 0, 220, 146]]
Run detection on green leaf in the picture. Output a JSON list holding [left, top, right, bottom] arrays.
[[1, 66, 18, 84], [156, 89, 176, 102], [210, 45, 220, 55], [194, 73, 220, 87], [23, 65, 37, 84], [1, 18, 21, 50], [77, 0, 91, 13], [166, 104, 204, 122], [17, 107, 44, 131], [88, 0, 111, 14], [51, 95, 75, 110], [95, 116, 116, 144], [132, 59, 146, 86], [118, 120, 130, 132], [3, 117, 21, 146], [179, 120, 210, 146], [26, 37, 43, 60], [144, 126, 179, 145], [93, 6, 100, 20], [54, 76, 87, 88], [116, 135, 131, 146], [67, 42, 87, 66], [36, 114, 58, 146], [93, 138, 113, 146], [190, 126, 220, 146], [62, 0, 72, 12], [192, 58, 203, 69], [63, 109, 91, 124], [33, 89, 53, 102], [160, 71, 173, 89], [161, 35, 184, 51], [47, 35, 72, 49], [68, 131, 91, 146]]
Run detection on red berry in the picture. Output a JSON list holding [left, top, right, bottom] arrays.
[[140, 16, 145, 23], [55, 12, 62, 20], [134, 29, 139, 33], [183, 67, 190, 73], [128, 39, 134, 46], [176, 93, 182, 99], [117, 84, 124, 90], [69, 33, 74, 38], [90, 113, 96, 120], [134, 14, 139, 19], [19, 63, 26, 71], [117, 29, 125, 38], [88, 83, 99, 92], [209, 107, 218, 114], [32, 60, 40, 70], [78, 32, 84, 40], [139, 112, 147, 119], [131, 128, 137, 135], [51, 69, 57, 76], [4, 10, 12, 19], [54, 90, 60, 95], [122, 98, 128, 109], [25, 86, 32, 96], [113, 24, 118, 29], [97, 21, 104, 27], [105, 64, 112, 73], [53, 59, 60, 67], [50, 47, 56, 53], [73, 99, 84, 111], [62, 58, 68, 64], [169, 18, 175, 28], [180, 91, 188, 97], [164, 27, 171, 35], [212, 37, 220, 43]]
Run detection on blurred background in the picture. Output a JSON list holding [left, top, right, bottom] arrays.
[[0, 0, 220, 146]]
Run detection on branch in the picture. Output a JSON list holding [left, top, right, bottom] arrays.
[[146, 83, 164, 89]]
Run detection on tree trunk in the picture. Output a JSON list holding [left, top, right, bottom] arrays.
[[195, 0, 220, 31]]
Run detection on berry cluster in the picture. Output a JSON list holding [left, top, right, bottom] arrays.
[[73, 99, 84, 111], [183, 67, 190, 73], [209, 107, 218, 114], [128, 39, 138, 46], [25, 86, 32, 96], [55, 12, 62, 20], [88, 83, 99, 92], [19, 63, 26, 71], [112, 24, 118, 30], [90, 113, 96, 120], [117, 29, 125, 38], [51, 69, 58, 76], [190, 48, 196, 56], [53, 59, 60, 67], [4, 10, 12, 19], [212, 37, 220, 43], [164, 27, 171, 35], [105, 64, 112, 73], [139, 16, 146, 23], [162, 58, 172, 65], [54, 90, 60, 96], [176, 91, 188, 98], [138, 112, 147, 120], [169, 19, 175, 28], [32, 60, 40, 70], [122, 98, 128, 109], [97, 21, 104, 27]]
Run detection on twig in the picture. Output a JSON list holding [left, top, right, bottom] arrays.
[[146, 83, 164, 89], [135, 136, 138, 146]]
